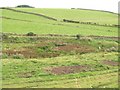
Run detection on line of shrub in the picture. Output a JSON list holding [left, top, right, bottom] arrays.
[[63, 19, 119, 27]]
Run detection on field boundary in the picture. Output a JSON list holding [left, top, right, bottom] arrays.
[[1, 16, 33, 22], [2, 32, 119, 40], [63, 19, 119, 28], [1, 7, 57, 21], [71, 8, 117, 15], [2, 8, 118, 28]]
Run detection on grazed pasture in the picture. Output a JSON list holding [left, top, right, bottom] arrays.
[[1, 8, 119, 88]]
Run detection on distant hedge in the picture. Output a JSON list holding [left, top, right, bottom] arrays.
[[16, 5, 34, 8]]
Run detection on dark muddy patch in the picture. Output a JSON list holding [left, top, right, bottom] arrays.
[[102, 60, 118, 66], [3, 48, 38, 58], [45, 65, 92, 75], [53, 44, 95, 53]]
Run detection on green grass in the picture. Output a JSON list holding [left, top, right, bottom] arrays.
[[2, 9, 55, 23], [2, 19, 117, 36], [15, 8, 118, 25], [2, 52, 118, 88], [1, 8, 119, 88], [1, 8, 118, 36]]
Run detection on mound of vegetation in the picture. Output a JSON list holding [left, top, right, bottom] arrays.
[[16, 5, 34, 8]]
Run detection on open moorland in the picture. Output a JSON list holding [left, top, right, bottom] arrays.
[[1, 7, 119, 88]]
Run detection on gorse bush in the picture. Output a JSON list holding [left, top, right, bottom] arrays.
[[76, 34, 82, 40], [26, 32, 36, 36]]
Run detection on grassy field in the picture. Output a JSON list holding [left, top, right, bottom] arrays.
[[1, 7, 119, 88], [15, 8, 117, 25], [2, 52, 118, 88], [1, 8, 118, 36]]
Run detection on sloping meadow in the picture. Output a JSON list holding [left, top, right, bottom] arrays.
[[1, 8, 119, 88]]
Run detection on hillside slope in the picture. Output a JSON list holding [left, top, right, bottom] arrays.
[[15, 8, 118, 25], [1, 8, 118, 36]]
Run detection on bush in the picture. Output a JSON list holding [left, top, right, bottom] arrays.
[[26, 32, 36, 36], [76, 34, 82, 40]]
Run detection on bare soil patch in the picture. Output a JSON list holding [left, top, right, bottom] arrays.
[[45, 65, 92, 75], [102, 60, 118, 66], [3, 48, 60, 58], [3, 48, 38, 58], [53, 44, 95, 53]]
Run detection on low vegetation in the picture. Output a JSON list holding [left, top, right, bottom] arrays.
[[1, 7, 119, 88]]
